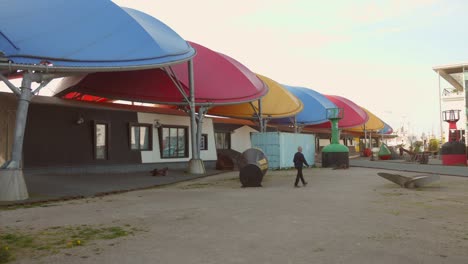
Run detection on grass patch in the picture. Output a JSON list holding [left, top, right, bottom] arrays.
[[389, 210, 401, 216], [0, 224, 138, 263], [0, 245, 12, 264]]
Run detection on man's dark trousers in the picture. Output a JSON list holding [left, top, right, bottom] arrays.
[[295, 166, 306, 186]]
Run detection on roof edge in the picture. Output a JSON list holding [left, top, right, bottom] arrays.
[[432, 62, 468, 72], [0, 53, 195, 73]]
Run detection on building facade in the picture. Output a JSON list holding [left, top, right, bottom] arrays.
[[433, 64, 468, 144], [0, 92, 217, 173]]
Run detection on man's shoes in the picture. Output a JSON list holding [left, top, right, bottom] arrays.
[[294, 185, 300, 188], [303, 182, 308, 186]]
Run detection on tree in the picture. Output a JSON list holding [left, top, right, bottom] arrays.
[[428, 138, 439, 153], [413, 141, 423, 153]]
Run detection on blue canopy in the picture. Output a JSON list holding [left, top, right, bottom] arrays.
[[0, 0, 195, 72], [271, 85, 336, 125], [378, 122, 394, 135]]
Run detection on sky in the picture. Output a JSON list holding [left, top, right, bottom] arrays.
[[1, 0, 466, 137]]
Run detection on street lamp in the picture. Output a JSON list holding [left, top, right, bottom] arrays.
[[442, 110, 460, 142], [440, 109, 466, 166], [322, 108, 349, 168]]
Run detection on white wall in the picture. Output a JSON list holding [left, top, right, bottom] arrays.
[[199, 119, 217, 161], [318, 136, 357, 150], [137, 112, 217, 163], [231, 125, 258, 153], [318, 138, 330, 149]]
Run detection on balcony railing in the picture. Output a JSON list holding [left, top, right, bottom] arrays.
[[442, 88, 463, 97]]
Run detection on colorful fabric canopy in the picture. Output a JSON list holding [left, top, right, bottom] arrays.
[[378, 122, 394, 134], [170, 42, 268, 104], [54, 41, 268, 105], [207, 74, 303, 118], [344, 108, 385, 132], [0, 0, 194, 71], [308, 95, 368, 129], [271, 86, 336, 125]]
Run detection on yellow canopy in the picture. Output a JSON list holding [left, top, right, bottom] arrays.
[[207, 74, 303, 119], [344, 108, 385, 132]]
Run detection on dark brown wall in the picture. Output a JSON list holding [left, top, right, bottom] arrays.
[[23, 103, 141, 168]]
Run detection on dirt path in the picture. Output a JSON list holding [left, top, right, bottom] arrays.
[[1, 167, 468, 264]]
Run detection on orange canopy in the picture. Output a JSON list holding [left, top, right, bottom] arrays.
[[207, 74, 303, 119]]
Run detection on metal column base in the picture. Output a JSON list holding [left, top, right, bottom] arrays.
[[0, 169, 29, 201], [188, 159, 206, 175], [321, 152, 349, 168]]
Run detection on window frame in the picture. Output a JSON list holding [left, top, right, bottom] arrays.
[[128, 122, 153, 151], [200, 133, 208, 150], [158, 125, 189, 159], [93, 121, 110, 160], [214, 132, 231, 150]]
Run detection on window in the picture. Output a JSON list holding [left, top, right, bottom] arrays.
[[200, 134, 208, 150], [94, 122, 109, 160], [215, 132, 231, 149], [159, 126, 188, 158], [129, 123, 152, 151]]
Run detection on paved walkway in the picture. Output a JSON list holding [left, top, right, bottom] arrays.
[[2, 156, 467, 206], [0, 168, 224, 205], [350, 157, 468, 177]]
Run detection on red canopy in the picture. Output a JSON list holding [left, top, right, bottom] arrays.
[[307, 95, 368, 128], [54, 41, 268, 105]]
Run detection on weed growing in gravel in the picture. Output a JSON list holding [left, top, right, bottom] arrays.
[[0, 244, 12, 264], [0, 224, 139, 263]]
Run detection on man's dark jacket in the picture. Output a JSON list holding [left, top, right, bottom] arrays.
[[293, 152, 309, 168]]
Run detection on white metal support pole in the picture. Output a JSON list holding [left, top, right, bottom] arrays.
[[8, 82, 32, 169], [364, 124, 367, 149], [294, 116, 298, 133], [258, 99, 263, 133], [438, 71, 443, 143], [188, 59, 197, 160], [187, 59, 205, 174], [196, 106, 210, 159], [463, 67, 467, 145], [0, 72, 43, 201], [197, 108, 204, 157], [262, 118, 269, 133]]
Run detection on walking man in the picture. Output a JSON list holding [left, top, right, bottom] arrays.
[[293, 146, 309, 187]]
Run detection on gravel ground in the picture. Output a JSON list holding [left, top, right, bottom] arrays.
[[1, 167, 468, 264]]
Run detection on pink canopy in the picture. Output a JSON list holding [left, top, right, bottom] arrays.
[[54, 41, 268, 105], [308, 95, 368, 129]]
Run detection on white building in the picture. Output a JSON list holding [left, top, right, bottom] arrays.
[[433, 63, 467, 143]]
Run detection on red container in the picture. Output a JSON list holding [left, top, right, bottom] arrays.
[[442, 154, 467, 166], [441, 142, 467, 166], [363, 148, 372, 157], [379, 155, 391, 160]]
